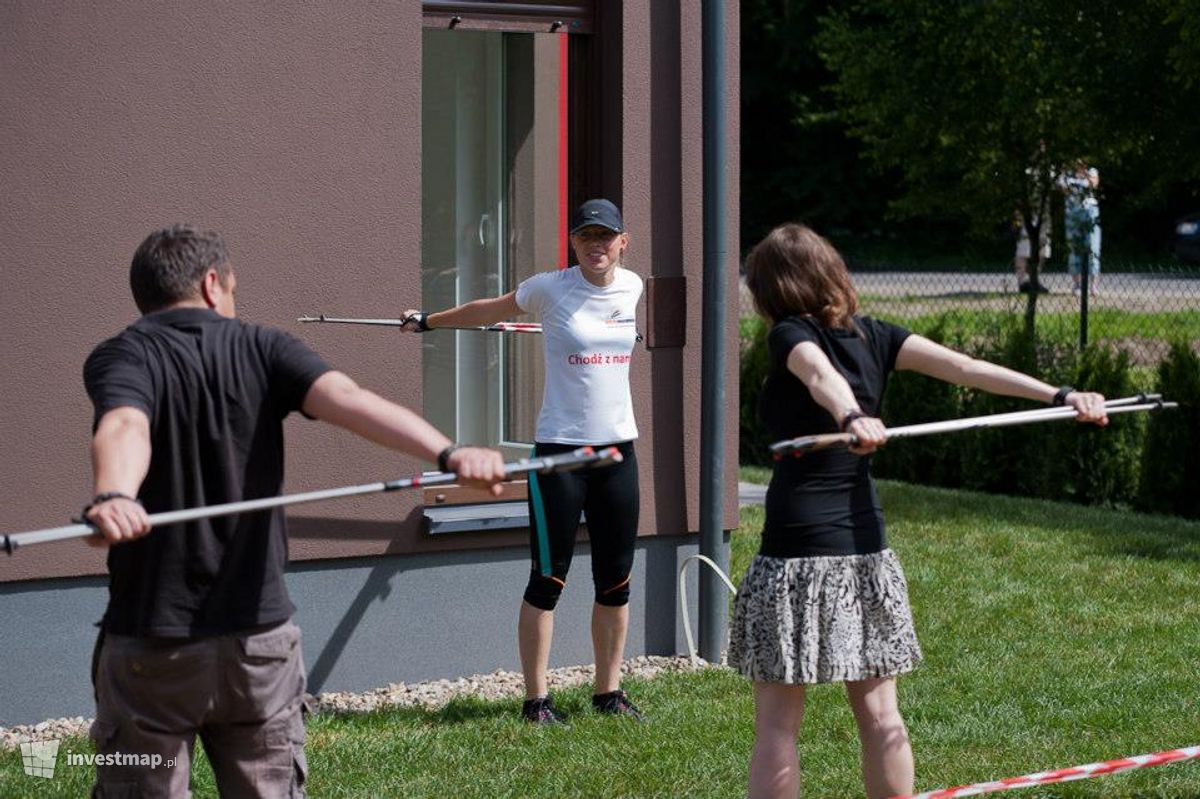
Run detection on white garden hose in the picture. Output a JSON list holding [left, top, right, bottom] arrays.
[[678, 554, 738, 666]]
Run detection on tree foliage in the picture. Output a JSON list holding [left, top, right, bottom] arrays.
[[818, 1, 1195, 228], [739, 1, 1200, 266], [740, 0, 895, 250]]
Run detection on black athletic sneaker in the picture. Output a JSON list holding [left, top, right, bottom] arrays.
[[522, 695, 567, 726], [592, 690, 644, 721]]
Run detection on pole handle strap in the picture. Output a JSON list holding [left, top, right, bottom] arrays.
[[403, 311, 431, 332], [73, 492, 141, 524], [771, 432, 856, 459]]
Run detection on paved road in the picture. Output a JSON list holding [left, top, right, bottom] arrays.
[[738, 481, 765, 507], [739, 272, 1200, 318], [851, 271, 1200, 297]]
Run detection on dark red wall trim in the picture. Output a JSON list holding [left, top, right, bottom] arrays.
[[558, 33, 570, 268]]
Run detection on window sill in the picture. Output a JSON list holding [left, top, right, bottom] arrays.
[[424, 501, 528, 535], [423, 501, 586, 535]]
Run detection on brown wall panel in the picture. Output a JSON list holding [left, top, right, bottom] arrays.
[[0, 1, 741, 583], [725, 3, 743, 531], [675, 4, 741, 533], [0, 2, 426, 580]]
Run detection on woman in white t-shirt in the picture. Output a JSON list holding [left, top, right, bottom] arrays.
[[401, 199, 644, 725]]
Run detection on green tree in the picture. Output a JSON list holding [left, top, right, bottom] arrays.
[[741, 0, 894, 250], [816, 0, 1200, 326]]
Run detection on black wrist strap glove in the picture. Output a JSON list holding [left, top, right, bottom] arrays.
[[839, 410, 867, 432], [437, 444, 462, 473], [1052, 386, 1075, 406], [405, 311, 431, 332], [76, 491, 140, 524]]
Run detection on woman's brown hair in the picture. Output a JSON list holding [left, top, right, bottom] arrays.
[[744, 223, 859, 330]]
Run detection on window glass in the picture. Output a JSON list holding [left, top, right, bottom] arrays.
[[421, 29, 561, 455]]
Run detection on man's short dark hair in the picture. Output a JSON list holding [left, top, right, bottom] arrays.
[[130, 225, 231, 313]]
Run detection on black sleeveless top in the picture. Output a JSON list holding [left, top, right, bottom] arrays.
[[758, 315, 911, 557]]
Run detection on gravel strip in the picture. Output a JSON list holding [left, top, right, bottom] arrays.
[[310, 654, 712, 715], [1, 655, 720, 750], [0, 717, 92, 752]]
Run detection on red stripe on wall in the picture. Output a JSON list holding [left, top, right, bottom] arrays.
[[558, 32, 569, 268]]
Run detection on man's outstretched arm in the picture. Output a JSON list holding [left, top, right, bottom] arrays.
[[301, 371, 506, 494]]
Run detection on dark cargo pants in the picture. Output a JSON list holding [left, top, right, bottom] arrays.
[[90, 620, 307, 798]]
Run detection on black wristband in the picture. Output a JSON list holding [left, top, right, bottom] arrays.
[[406, 311, 431, 332], [79, 492, 140, 522], [1051, 386, 1075, 406], [437, 444, 462, 473], [839, 410, 867, 432]]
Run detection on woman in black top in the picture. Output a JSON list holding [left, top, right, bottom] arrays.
[[730, 224, 1109, 799]]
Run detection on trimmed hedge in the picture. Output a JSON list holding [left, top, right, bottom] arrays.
[[1137, 343, 1200, 518], [739, 314, 1197, 515], [739, 316, 772, 468]]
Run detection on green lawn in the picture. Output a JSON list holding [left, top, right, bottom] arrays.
[[4, 479, 1199, 797]]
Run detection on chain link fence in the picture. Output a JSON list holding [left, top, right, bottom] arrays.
[[801, 264, 1200, 369], [738, 262, 1200, 511]]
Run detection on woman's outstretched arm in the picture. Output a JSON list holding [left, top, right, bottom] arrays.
[[401, 291, 524, 331], [895, 335, 1108, 424]]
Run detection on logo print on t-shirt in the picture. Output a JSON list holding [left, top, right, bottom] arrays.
[[604, 306, 635, 327]]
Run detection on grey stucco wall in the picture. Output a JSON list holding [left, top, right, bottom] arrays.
[[0, 535, 708, 727]]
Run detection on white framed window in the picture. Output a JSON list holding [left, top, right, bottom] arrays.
[[421, 29, 564, 456]]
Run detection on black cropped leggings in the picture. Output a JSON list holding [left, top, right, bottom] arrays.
[[523, 441, 639, 611]]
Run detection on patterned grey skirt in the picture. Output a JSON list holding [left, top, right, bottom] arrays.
[[729, 549, 922, 684]]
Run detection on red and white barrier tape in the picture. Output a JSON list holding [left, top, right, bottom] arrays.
[[895, 745, 1200, 799]]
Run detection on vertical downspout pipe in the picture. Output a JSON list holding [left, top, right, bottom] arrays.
[[699, 0, 730, 664]]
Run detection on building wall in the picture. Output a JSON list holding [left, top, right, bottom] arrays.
[[0, 0, 738, 580], [0, 1, 739, 723], [0, 2, 430, 580]]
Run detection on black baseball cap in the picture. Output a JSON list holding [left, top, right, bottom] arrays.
[[569, 199, 624, 235]]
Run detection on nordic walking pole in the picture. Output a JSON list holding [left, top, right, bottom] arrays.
[[298, 314, 644, 342], [297, 314, 543, 334], [2, 446, 622, 554], [770, 395, 1175, 458]]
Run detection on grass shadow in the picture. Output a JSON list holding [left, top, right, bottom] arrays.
[[1077, 509, 1200, 562], [881, 479, 1200, 563], [312, 684, 619, 731], [430, 696, 523, 724], [313, 701, 507, 727]]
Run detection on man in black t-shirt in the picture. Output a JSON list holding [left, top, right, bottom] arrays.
[[82, 224, 505, 798]]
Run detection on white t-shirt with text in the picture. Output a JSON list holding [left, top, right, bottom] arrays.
[[514, 266, 642, 444]]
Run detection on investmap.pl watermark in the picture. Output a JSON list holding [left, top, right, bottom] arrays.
[[19, 738, 175, 780]]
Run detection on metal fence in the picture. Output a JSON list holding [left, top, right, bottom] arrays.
[[835, 265, 1199, 368]]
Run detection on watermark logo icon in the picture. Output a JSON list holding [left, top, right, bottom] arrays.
[[19, 738, 60, 779]]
